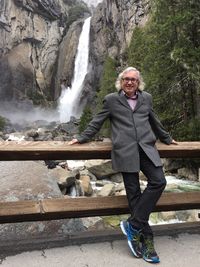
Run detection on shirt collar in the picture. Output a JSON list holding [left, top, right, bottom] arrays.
[[123, 90, 138, 100]]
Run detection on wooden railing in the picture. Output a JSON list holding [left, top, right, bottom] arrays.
[[0, 141, 200, 160], [0, 141, 200, 224]]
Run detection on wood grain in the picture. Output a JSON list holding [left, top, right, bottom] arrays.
[[0, 141, 199, 160]]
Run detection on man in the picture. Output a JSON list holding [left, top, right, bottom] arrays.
[[69, 67, 177, 264]]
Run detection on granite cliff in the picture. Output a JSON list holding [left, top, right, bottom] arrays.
[[0, 0, 89, 105], [0, 0, 149, 111]]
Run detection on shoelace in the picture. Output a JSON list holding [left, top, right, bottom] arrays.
[[143, 239, 155, 254], [128, 225, 141, 243]]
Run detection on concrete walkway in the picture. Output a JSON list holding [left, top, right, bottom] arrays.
[[1, 233, 199, 267]]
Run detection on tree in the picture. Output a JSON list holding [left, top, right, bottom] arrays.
[[79, 56, 118, 137], [79, 106, 93, 133], [0, 116, 5, 131], [96, 56, 118, 137], [128, 0, 200, 140], [96, 57, 118, 111]]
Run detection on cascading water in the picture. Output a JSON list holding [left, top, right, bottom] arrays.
[[82, 0, 103, 7], [59, 17, 91, 123]]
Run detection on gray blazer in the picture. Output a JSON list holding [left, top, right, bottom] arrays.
[[77, 90, 172, 172]]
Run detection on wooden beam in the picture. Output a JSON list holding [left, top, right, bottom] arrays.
[[0, 141, 200, 160], [0, 200, 41, 223], [0, 192, 199, 224]]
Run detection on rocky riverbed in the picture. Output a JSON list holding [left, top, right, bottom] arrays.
[[0, 117, 199, 242]]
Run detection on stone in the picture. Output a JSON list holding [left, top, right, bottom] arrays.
[[110, 173, 123, 183], [139, 171, 147, 181], [85, 160, 117, 179], [165, 183, 179, 192], [162, 159, 183, 173], [187, 210, 200, 222], [80, 175, 93, 196], [81, 216, 103, 229], [116, 189, 126, 196], [80, 169, 97, 181], [160, 211, 176, 221], [0, 161, 85, 244], [115, 182, 125, 192], [98, 183, 115, 197], [25, 129, 39, 138], [176, 210, 190, 222], [50, 167, 78, 189], [178, 168, 198, 181]]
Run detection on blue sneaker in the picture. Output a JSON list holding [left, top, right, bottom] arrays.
[[141, 235, 160, 263], [120, 220, 142, 258]]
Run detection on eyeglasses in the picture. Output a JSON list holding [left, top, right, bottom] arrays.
[[122, 77, 138, 83]]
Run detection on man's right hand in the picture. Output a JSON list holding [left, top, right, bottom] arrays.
[[68, 138, 79, 145]]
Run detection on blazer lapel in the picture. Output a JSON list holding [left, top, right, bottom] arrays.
[[117, 91, 132, 110], [117, 90, 144, 111], [133, 91, 144, 112]]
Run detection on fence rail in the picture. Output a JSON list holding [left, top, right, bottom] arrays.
[[0, 141, 200, 160], [0, 140, 200, 224], [0, 192, 199, 224]]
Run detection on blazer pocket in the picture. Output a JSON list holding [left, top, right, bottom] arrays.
[[113, 129, 136, 149]]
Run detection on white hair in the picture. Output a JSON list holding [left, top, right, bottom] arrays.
[[115, 67, 145, 91]]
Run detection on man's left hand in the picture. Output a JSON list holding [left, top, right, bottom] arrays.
[[170, 139, 178, 145]]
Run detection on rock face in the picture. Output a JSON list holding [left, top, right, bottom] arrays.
[[80, 0, 150, 108], [0, 0, 149, 113], [0, 0, 89, 104], [0, 161, 85, 246]]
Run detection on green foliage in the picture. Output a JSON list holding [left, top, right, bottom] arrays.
[[27, 90, 46, 105], [79, 105, 93, 133], [79, 56, 118, 137], [127, 0, 200, 140], [96, 56, 118, 137], [0, 116, 6, 131], [66, 4, 90, 28], [96, 57, 118, 111], [173, 118, 200, 141]]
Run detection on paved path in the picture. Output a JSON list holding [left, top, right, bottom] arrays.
[[1, 233, 199, 267]]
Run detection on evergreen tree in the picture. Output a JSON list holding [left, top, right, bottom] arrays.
[[79, 56, 117, 137], [128, 0, 200, 140], [79, 106, 93, 133], [0, 116, 5, 131], [96, 57, 118, 111], [96, 56, 118, 137]]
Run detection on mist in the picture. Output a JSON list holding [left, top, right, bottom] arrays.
[[0, 101, 60, 126]]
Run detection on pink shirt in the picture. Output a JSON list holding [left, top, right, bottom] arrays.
[[123, 91, 138, 111]]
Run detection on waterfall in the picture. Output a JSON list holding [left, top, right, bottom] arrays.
[[59, 17, 91, 123], [82, 0, 103, 7]]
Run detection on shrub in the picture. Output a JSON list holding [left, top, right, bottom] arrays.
[[79, 106, 93, 133], [0, 116, 6, 131]]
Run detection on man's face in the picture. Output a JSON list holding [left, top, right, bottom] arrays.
[[121, 70, 139, 97]]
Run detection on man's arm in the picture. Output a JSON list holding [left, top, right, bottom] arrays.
[[148, 95, 177, 145], [70, 98, 110, 144], [149, 108, 173, 144]]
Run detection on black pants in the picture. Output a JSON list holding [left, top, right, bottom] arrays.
[[122, 147, 166, 236]]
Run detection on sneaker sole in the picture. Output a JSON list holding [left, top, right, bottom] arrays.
[[143, 256, 160, 264], [128, 240, 141, 258], [120, 221, 141, 258], [120, 221, 128, 236]]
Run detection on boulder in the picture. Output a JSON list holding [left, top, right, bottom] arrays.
[[50, 167, 79, 190], [98, 183, 115, 197], [178, 168, 198, 181], [110, 173, 123, 183], [85, 160, 117, 179], [0, 160, 85, 245], [80, 175, 93, 196], [115, 182, 125, 193]]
